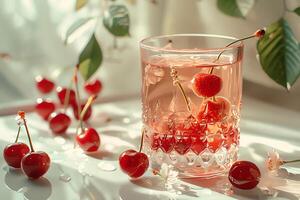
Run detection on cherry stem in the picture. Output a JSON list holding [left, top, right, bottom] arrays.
[[209, 32, 258, 75], [73, 67, 82, 127], [170, 66, 191, 112], [63, 80, 73, 113], [14, 126, 21, 143], [138, 129, 145, 153], [78, 95, 96, 133], [21, 114, 34, 152], [283, 159, 300, 164]]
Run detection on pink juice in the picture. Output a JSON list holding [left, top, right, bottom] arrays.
[[141, 53, 242, 177]]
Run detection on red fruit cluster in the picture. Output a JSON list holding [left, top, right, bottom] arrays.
[[34, 75, 102, 153], [34, 76, 102, 134], [150, 116, 239, 155], [3, 112, 50, 179]]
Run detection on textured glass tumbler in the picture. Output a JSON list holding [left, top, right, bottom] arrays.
[[140, 34, 243, 178]]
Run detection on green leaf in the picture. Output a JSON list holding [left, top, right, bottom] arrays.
[[78, 34, 102, 81], [103, 5, 130, 37], [294, 7, 300, 16], [217, 0, 255, 18], [65, 17, 93, 44], [75, 0, 88, 10], [257, 18, 300, 89]]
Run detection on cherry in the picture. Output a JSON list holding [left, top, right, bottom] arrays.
[[207, 134, 224, 153], [191, 73, 222, 97], [35, 76, 55, 94], [3, 143, 30, 168], [174, 135, 192, 155], [76, 128, 100, 152], [48, 112, 71, 134], [119, 149, 149, 178], [223, 127, 239, 150], [159, 135, 175, 153], [228, 161, 261, 190], [35, 98, 55, 120], [197, 97, 231, 123], [56, 87, 76, 106], [21, 151, 50, 179], [84, 79, 102, 95], [191, 134, 207, 155], [172, 115, 206, 136], [150, 133, 160, 151], [72, 103, 92, 121]]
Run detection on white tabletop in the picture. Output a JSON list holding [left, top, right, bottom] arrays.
[[0, 95, 300, 200]]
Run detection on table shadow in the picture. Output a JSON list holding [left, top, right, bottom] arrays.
[[4, 168, 52, 200]]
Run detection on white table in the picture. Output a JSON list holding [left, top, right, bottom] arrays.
[[0, 95, 300, 200]]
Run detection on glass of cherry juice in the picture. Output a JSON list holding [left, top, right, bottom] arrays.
[[140, 34, 243, 178]]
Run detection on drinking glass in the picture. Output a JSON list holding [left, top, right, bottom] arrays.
[[140, 34, 243, 177]]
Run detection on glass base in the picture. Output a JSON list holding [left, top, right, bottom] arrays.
[[144, 144, 238, 178]]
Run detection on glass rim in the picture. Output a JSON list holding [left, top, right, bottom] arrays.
[[140, 33, 244, 53]]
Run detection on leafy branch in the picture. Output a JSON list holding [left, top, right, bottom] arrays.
[[217, 0, 300, 89], [65, 0, 130, 81]]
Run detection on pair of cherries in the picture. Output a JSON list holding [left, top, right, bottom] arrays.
[[192, 73, 231, 123], [3, 111, 50, 179], [191, 29, 266, 123]]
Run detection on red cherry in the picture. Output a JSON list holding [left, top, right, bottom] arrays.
[[191, 73, 222, 97], [76, 128, 100, 152], [223, 127, 240, 150], [3, 143, 30, 168], [21, 151, 50, 179], [150, 133, 160, 151], [175, 117, 207, 135], [119, 149, 149, 178], [35, 98, 55, 120], [84, 79, 102, 95], [72, 103, 92, 121], [207, 134, 224, 153], [48, 112, 71, 134], [35, 76, 55, 94], [228, 161, 261, 190], [56, 87, 76, 106], [191, 134, 207, 155], [159, 135, 175, 153], [197, 97, 231, 123], [174, 135, 192, 155]]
